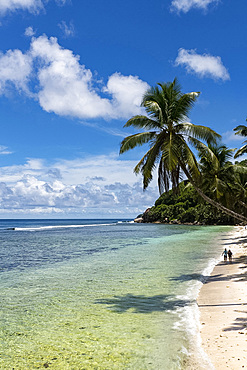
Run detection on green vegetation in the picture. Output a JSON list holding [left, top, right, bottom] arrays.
[[141, 181, 235, 225], [234, 121, 247, 158], [120, 78, 219, 194], [120, 79, 247, 224]]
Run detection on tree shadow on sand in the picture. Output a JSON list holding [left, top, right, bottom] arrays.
[[94, 294, 192, 314], [169, 272, 238, 284], [223, 310, 247, 332], [224, 239, 247, 245], [170, 257, 247, 284]]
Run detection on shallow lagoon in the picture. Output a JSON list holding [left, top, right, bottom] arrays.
[[0, 220, 232, 369]]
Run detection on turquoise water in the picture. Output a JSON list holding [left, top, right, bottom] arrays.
[[0, 220, 232, 369]]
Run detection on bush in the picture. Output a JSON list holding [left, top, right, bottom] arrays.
[[179, 207, 196, 223], [141, 180, 236, 225]]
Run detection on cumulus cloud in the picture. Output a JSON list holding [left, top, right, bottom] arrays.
[[0, 49, 32, 94], [175, 48, 230, 81], [25, 26, 35, 37], [104, 73, 149, 119], [171, 0, 219, 13], [0, 35, 149, 120], [58, 20, 75, 37], [0, 155, 158, 217], [0, 0, 43, 14]]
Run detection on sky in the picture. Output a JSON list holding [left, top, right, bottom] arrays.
[[0, 0, 246, 219]]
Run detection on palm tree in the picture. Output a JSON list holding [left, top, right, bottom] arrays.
[[229, 161, 247, 216], [198, 143, 235, 205], [120, 79, 247, 223], [234, 120, 247, 158]]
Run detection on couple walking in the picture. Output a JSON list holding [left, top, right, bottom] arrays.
[[222, 248, 233, 262]]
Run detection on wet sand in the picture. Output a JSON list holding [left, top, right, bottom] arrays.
[[197, 226, 247, 369]]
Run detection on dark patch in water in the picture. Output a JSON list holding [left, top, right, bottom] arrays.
[[170, 273, 206, 283], [95, 293, 191, 313]]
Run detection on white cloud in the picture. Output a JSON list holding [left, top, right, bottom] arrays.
[[0, 0, 43, 14], [105, 73, 149, 119], [175, 48, 230, 81], [0, 145, 12, 155], [25, 26, 35, 37], [0, 49, 32, 94], [0, 0, 70, 15], [30, 35, 113, 119], [58, 20, 75, 37], [171, 0, 219, 13], [0, 154, 159, 217], [222, 131, 245, 144], [0, 35, 149, 120]]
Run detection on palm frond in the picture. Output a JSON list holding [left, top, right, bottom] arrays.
[[120, 131, 157, 154], [189, 139, 220, 171], [141, 133, 166, 190], [234, 145, 247, 159], [171, 92, 200, 123], [123, 116, 160, 130], [233, 124, 247, 137], [178, 122, 221, 144], [134, 146, 156, 174], [179, 138, 200, 180]]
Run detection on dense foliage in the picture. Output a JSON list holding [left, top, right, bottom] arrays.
[[141, 181, 236, 225], [121, 80, 247, 224]]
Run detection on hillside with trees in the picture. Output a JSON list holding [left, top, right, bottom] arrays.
[[120, 79, 247, 225], [138, 181, 236, 225]]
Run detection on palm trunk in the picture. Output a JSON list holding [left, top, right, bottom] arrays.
[[181, 164, 247, 224], [239, 200, 247, 210]]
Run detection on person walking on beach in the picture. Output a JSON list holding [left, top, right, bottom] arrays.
[[228, 249, 233, 262], [222, 248, 228, 261]]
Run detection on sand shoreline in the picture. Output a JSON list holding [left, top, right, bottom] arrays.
[[197, 226, 247, 369]]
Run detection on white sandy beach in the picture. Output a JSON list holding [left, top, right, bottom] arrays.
[[198, 226, 247, 369]]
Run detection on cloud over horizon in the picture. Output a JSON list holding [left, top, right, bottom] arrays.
[[175, 48, 230, 81], [0, 154, 158, 217], [0, 35, 149, 120]]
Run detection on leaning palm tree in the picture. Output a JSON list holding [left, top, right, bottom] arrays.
[[225, 158, 247, 216], [234, 120, 247, 158], [198, 143, 235, 205], [120, 79, 247, 223]]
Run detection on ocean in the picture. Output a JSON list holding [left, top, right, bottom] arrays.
[[0, 219, 232, 369]]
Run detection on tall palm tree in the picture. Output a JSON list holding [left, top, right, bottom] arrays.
[[120, 79, 247, 223], [234, 120, 247, 158], [198, 143, 235, 205], [229, 161, 247, 216]]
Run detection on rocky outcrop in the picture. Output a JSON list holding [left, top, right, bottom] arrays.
[[134, 217, 143, 223]]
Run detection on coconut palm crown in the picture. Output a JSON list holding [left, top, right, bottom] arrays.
[[234, 120, 247, 158], [198, 143, 236, 204], [120, 78, 220, 194]]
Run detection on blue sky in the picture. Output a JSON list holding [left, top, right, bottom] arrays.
[[0, 0, 246, 218]]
